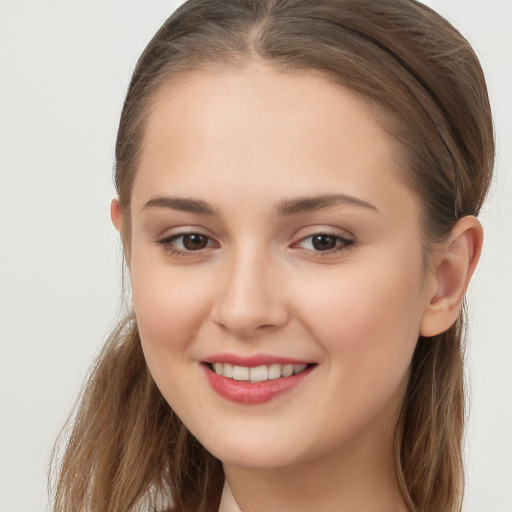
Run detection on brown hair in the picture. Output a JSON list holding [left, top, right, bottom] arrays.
[[51, 1, 494, 511]]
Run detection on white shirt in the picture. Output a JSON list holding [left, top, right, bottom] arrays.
[[218, 480, 243, 512]]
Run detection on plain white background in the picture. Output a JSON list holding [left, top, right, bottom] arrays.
[[0, 1, 510, 511]]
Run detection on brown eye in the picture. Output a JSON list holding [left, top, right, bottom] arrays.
[[311, 234, 338, 251], [294, 233, 354, 254], [182, 234, 209, 250], [157, 232, 217, 255]]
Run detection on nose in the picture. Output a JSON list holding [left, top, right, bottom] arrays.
[[210, 245, 289, 338]]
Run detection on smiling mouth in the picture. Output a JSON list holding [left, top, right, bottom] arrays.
[[205, 362, 314, 383]]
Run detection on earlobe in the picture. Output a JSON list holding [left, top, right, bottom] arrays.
[[420, 216, 483, 337], [111, 197, 123, 233]]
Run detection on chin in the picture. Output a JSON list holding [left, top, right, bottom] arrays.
[[193, 424, 311, 470], [211, 442, 304, 470]]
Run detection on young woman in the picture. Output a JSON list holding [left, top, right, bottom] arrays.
[[51, 1, 494, 511]]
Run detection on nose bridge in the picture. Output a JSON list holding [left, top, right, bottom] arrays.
[[212, 241, 287, 336]]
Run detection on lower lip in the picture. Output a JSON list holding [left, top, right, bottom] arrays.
[[203, 364, 314, 404]]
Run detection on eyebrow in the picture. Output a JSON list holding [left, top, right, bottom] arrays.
[[141, 193, 378, 216], [276, 194, 379, 215], [141, 196, 216, 215]]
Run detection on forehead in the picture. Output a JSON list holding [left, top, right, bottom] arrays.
[[133, 62, 414, 216], [144, 63, 391, 154]]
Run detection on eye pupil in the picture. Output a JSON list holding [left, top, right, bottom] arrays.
[[312, 235, 337, 251], [183, 234, 208, 250]]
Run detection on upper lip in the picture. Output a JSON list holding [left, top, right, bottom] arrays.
[[204, 353, 314, 367]]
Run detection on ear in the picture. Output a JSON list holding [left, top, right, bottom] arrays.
[[420, 216, 483, 337], [110, 197, 123, 233]]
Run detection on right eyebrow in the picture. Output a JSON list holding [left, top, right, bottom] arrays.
[[141, 196, 216, 215]]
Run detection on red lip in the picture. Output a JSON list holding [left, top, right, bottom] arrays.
[[203, 363, 315, 405], [205, 353, 312, 367]]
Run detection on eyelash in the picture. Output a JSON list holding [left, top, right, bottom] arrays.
[[157, 233, 218, 257], [293, 233, 355, 255], [156, 232, 355, 258]]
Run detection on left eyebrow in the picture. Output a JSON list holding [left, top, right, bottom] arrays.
[[275, 194, 379, 216]]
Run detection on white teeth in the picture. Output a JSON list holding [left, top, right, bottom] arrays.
[[249, 365, 268, 382], [223, 363, 233, 378], [268, 363, 282, 380], [211, 362, 310, 382], [294, 364, 307, 374], [281, 364, 294, 377], [232, 365, 250, 381]]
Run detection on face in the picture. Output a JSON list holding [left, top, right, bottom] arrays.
[[125, 63, 435, 470]]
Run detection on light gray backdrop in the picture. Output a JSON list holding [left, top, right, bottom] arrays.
[[0, 1, 510, 511]]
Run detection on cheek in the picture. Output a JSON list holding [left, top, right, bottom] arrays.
[[286, 261, 425, 447], [129, 256, 214, 414], [130, 251, 211, 359], [294, 257, 425, 384]]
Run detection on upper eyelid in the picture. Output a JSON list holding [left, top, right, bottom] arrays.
[[156, 228, 355, 247], [159, 232, 218, 245], [157, 227, 216, 240], [156, 233, 219, 257], [293, 229, 354, 243], [297, 230, 352, 240], [293, 233, 353, 247]]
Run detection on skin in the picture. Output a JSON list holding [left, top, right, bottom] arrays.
[[112, 62, 482, 512]]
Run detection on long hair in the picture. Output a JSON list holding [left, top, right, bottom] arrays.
[[51, 1, 494, 511]]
